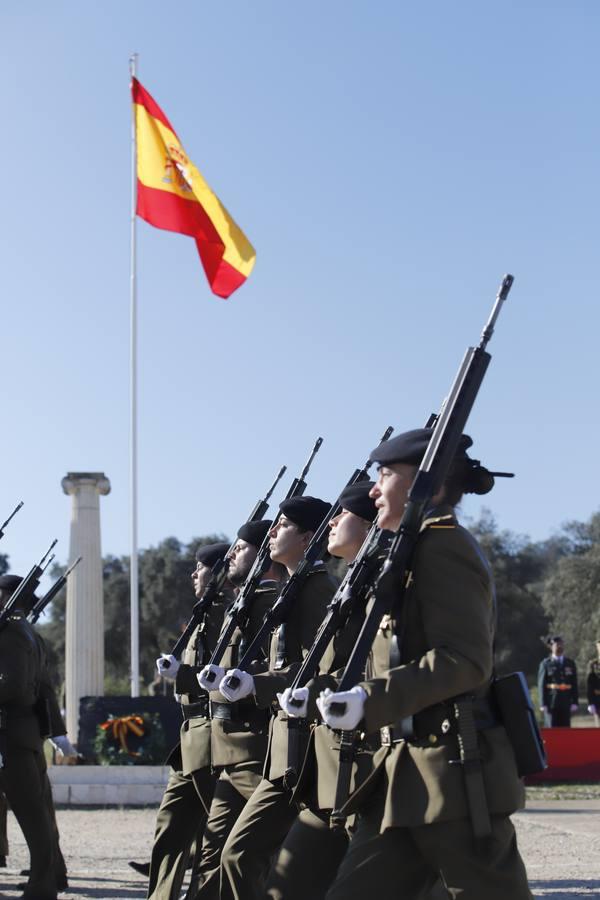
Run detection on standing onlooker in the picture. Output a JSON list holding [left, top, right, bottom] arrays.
[[538, 636, 579, 727], [586, 638, 600, 727]]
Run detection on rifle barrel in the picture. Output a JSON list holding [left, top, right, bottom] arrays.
[[0, 501, 24, 539]]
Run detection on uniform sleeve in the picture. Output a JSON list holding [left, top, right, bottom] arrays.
[[359, 529, 494, 733], [253, 574, 335, 709]]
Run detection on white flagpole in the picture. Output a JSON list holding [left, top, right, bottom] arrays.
[[129, 53, 140, 698]]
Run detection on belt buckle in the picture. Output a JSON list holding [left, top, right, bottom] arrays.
[[380, 726, 391, 746]]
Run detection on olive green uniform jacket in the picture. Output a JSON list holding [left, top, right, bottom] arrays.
[[0, 614, 57, 899], [252, 567, 337, 781], [345, 508, 524, 830], [209, 581, 278, 767], [170, 591, 230, 776]]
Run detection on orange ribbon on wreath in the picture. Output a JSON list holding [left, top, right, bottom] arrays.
[[99, 715, 146, 757]]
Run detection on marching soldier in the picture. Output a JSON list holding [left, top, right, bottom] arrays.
[[267, 481, 378, 899], [319, 429, 532, 900], [538, 636, 579, 727], [586, 638, 600, 727], [191, 520, 284, 898], [217, 496, 336, 900], [144, 541, 231, 900], [0, 577, 59, 899], [0, 573, 73, 895]]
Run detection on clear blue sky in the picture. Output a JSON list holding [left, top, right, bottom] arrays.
[[1, 1, 598, 587]]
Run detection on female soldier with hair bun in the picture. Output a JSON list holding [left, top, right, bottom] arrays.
[[319, 428, 532, 900]]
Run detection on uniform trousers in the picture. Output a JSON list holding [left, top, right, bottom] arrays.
[[545, 706, 571, 727], [43, 769, 67, 885], [147, 765, 215, 900], [220, 777, 298, 900], [265, 806, 348, 900], [194, 761, 264, 899], [0, 748, 57, 900], [325, 786, 532, 900], [0, 791, 8, 857]]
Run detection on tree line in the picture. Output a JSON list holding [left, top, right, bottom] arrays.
[[24, 510, 600, 695]]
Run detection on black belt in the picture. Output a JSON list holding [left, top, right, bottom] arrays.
[[181, 700, 209, 720], [210, 701, 239, 720], [209, 701, 270, 727], [380, 697, 497, 747]]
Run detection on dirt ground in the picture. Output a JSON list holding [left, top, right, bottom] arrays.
[[0, 799, 598, 899]]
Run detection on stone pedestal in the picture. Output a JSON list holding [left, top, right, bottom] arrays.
[[62, 472, 111, 744]]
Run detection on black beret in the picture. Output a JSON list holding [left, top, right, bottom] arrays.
[[279, 496, 331, 533], [338, 482, 377, 523], [549, 635, 563, 643], [371, 428, 497, 496], [195, 542, 230, 568], [371, 429, 473, 467], [0, 575, 23, 592], [237, 520, 272, 548]]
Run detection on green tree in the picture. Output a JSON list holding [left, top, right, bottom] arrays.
[[38, 535, 228, 693], [540, 512, 600, 681], [469, 510, 550, 681]]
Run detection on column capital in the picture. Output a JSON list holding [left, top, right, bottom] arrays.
[[62, 472, 111, 496]]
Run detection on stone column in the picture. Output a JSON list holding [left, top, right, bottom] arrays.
[[62, 472, 111, 744]]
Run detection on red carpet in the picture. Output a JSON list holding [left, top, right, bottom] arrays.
[[526, 728, 600, 782]]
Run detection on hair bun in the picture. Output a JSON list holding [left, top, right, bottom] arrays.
[[464, 460, 495, 495]]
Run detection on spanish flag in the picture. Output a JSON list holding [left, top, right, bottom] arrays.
[[132, 78, 256, 298]]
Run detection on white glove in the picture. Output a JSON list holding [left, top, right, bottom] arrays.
[[197, 664, 225, 691], [540, 705, 547, 712], [587, 704, 597, 715], [317, 686, 367, 730], [277, 686, 309, 718], [570, 703, 578, 713], [219, 669, 255, 701], [51, 734, 77, 757], [156, 654, 180, 681]]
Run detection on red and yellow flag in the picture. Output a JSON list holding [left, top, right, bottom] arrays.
[[131, 78, 256, 298]]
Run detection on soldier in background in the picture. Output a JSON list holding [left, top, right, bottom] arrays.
[[0, 573, 74, 895], [0, 578, 58, 899], [538, 636, 579, 727], [586, 638, 600, 727]]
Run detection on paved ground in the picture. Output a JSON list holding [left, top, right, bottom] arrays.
[[0, 800, 598, 898]]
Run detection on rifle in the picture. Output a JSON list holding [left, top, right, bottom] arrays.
[[168, 463, 288, 664], [0, 539, 58, 630], [329, 274, 514, 828], [28, 556, 82, 624], [202, 437, 324, 683], [223, 426, 393, 690], [0, 502, 23, 542]]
